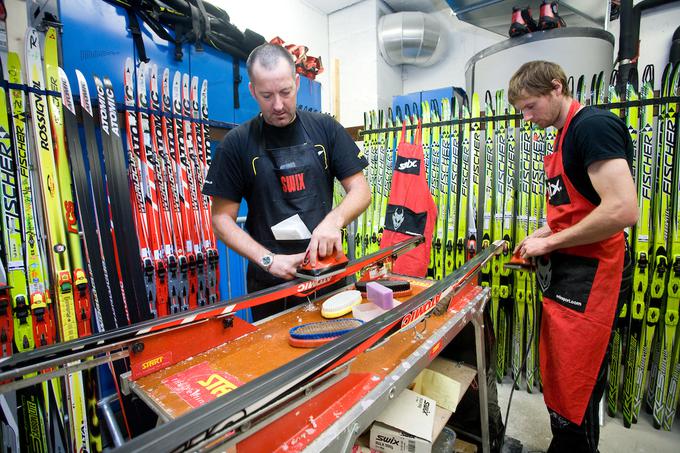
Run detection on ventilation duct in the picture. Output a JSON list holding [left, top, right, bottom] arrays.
[[378, 12, 445, 67]]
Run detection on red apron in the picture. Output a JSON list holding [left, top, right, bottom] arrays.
[[538, 100, 625, 424], [380, 121, 437, 277]]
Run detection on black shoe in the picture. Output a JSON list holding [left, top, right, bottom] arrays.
[[538, 1, 566, 30], [500, 436, 523, 453], [509, 6, 529, 37], [509, 5, 539, 37]]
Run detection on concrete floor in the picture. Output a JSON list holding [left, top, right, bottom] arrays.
[[497, 378, 680, 452]]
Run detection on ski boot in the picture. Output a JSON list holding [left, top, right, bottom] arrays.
[[509, 6, 538, 37], [538, 1, 566, 31]]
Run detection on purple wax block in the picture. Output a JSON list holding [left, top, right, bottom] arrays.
[[366, 282, 394, 310]]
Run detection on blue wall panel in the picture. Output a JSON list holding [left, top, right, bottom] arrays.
[[189, 46, 234, 125], [392, 92, 421, 122], [59, 0, 320, 313], [233, 59, 260, 124], [297, 76, 322, 111], [421, 87, 454, 112], [60, 0, 132, 98]]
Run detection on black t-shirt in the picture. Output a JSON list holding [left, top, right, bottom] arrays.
[[561, 107, 634, 205], [262, 115, 305, 149], [202, 110, 367, 204]]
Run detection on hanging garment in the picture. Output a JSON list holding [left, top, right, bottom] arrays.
[[539, 100, 625, 424], [380, 121, 437, 277]]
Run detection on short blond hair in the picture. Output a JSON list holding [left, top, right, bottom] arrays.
[[508, 60, 571, 104]]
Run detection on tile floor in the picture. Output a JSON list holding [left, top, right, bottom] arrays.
[[497, 378, 680, 452]]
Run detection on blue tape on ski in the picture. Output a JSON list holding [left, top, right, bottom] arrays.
[[25, 85, 49, 96], [6, 82, 30, 92]]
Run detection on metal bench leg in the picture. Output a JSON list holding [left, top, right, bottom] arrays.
[[97, 393, 125, 447], [473, 310, 490, 453]]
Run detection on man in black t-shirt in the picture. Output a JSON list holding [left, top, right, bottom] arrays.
[[203, 43, 370, 320], [508, 61, 637, 452]]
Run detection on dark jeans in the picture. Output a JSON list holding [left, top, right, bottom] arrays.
[[547, 351, 609, 453], [547, 243, 632, 453]]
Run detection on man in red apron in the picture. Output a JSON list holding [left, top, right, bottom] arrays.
[[508, 61, 637, 452], [203, 43, 370, 320]]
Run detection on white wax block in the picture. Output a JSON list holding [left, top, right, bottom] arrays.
[[352, 302, 387, 322], [271, 214, 312, 240]]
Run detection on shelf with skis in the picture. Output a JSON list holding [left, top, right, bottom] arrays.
[[358, 63, 680, 432], [0, 22, 224, 451]]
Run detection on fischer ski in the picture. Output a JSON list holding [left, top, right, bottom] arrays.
[[645, 63, 674, 422], [623, 69, 655, 427], [651, 63, 679, 428]]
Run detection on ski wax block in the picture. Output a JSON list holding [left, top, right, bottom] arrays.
[[366, 282, 395, 310], [321, 290, 362, 318], [352, 302, 387, 322]]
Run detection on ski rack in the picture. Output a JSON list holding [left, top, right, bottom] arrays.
[[115, 239, 503, 452], [358, 94, 680, 136], [0, 235, 423, 387]]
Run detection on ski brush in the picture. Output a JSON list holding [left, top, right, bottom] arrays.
[[288, 318, 364, 348], [504, 250, 536, 271], [295, 251, 349, 280], [355, 279, 412, 298], [321, 290, 363, 318]]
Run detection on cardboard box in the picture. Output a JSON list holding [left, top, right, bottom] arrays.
[[370, 389, 436, 453], [453, 438, 478, 453], [412, 358, 477, 412]]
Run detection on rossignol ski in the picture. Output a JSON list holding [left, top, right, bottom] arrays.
[[25, 26, 90, 453]]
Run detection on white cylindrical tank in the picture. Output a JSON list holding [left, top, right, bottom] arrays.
[[465, 27, 615, 97]]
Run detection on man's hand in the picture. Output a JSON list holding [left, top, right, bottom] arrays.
[[268, 252, 306, 280], [307, 217, 343, 266], [518, 236, 553, 259], [514, 224, 552, 254]]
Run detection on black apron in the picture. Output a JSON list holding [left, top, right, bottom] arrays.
[[245, 113, 333, 291]]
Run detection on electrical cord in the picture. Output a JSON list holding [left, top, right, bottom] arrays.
[[497, 268, 538, 452]]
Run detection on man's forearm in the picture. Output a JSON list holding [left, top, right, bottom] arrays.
[[212, 216, 269, 265]]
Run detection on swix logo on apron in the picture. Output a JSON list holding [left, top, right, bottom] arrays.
[[246, 114, 332, 287], [395, 155, 421, 175], [280, 172, 306, 193], [539, 100, 625, 425], [380, 121, 437, 277], [546, 175, 570, 206]]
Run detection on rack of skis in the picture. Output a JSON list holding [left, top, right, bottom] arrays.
[[359, 63, 680, 431], [0, 25, 220, 451], [0, 27, 219, 355]]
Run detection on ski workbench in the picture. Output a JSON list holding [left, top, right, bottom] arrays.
[[0, 237, 503, 452]]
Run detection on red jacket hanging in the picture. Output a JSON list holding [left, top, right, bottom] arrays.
[[380, 121, 437, 277]]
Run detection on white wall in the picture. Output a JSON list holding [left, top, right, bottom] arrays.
[[210, 0, 331, 110], [328, 0, 380, 126], [212, 0, 680, 122]]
